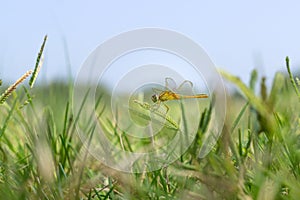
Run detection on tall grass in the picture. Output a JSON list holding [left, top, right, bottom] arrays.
[[0, 37, 300, 199]]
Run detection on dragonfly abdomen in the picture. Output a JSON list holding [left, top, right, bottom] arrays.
[[179, 94, 209, 99]]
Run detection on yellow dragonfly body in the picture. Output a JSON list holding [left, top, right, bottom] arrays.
[[150, 78, 208, 113], [152, 90, 208, 103]]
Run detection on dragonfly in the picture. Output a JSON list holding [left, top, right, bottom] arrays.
[[150, 77, 208, 113]]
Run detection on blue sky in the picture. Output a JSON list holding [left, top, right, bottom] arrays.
[[1, 1, 300, 86]]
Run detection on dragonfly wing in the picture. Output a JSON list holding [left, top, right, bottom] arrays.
[[152, 87, 163, 94], [173, 80, 194, 96], [177, 80, 193, 90], [165, 77, 177, 91], [165, 78, 194, 93]]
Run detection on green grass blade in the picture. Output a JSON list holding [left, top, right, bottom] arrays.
[[19, 86, 34, 109], [285, 56, 300, 100], [70, 89, 90, 138], [75, 124, 96, 199], [0, 98, 17, 138], [219, 70, 269, 117], [219, 69, 277, 136], [296, 77, 300, 86], [249, 69, 258, 92], [133, 100, 180, 130], [62, 101, 70, 137], [260, 77, 267, 101], [231, 102, 249, 133], [267, 72, 285, 107]]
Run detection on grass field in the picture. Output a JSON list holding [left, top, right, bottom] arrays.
[[0, 39, 300, 199]]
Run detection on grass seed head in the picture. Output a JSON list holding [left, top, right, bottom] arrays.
[[0, 70, 33, 104], [29, 35, 47, 88]]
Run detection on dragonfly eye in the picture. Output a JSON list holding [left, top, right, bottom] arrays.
[[151, 94, 158, 103]]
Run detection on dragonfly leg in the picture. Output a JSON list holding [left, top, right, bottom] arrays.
[[163, 103, 169, 113], [150, 102, 160, 112]]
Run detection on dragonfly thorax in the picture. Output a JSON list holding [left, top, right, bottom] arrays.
[[151, 94, 159, 103]]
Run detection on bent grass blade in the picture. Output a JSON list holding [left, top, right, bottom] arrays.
[[132, 100, 180, 130]]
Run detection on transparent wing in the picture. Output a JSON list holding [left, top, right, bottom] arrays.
[[165, 77, 195, 95], [177, 80, 193, 90], [152, 87, 163, 94], [165, 77, 177, 91], [176, 80, 194, 94]]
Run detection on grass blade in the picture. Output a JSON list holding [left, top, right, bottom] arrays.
[[219, 69, 269, 117], [285, 56, 300, 100], [219, 69, 277, 136], [249, 69, 258, 92], [0, 98, 17, 138]]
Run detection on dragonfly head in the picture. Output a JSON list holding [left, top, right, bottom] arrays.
[[151, 94, 159, 103]]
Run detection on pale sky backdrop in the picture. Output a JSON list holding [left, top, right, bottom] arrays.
[[1, 1, 300, 86]]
